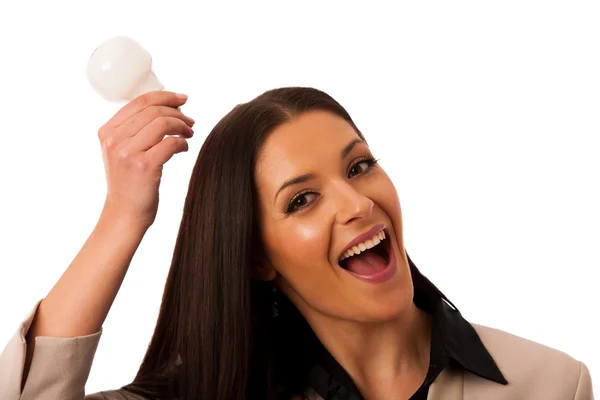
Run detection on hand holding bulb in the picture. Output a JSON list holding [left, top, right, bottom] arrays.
[[86, 36, 195, 227]]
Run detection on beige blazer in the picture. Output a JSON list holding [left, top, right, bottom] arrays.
[[0, 300, 594, 400]]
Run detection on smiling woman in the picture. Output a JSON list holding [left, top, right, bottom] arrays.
[[0, 87, 593, 400]]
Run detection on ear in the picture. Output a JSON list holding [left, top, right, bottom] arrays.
[[250, 258, 277, 281]]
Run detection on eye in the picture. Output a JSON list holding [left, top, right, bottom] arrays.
[[286, 191, 318, 214], [348, 156, 378, 178]]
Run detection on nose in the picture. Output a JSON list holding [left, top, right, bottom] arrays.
[[332, 181, 374, 225]]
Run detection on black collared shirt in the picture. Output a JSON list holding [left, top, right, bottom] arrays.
[[303, 288, 508, 399]]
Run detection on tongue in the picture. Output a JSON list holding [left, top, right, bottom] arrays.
[[343, 248, 388, 275]]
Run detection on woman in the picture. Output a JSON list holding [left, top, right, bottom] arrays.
[[0, 87, 593, 399]]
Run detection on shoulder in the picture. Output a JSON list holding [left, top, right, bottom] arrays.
[[85, 389, 150, 400], [472, 323, 580, 369], [469, 323, 593, 399]]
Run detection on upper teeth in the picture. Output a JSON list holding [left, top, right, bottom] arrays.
[[339, 230, 386, 261]]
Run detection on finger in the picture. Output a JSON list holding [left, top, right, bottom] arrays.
[[117, 105, 195, 138], [104, 91, 189, 128], [145, 136, 190, 166], [129, 116, 194, 153]]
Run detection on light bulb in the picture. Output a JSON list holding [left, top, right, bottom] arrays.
[[87, 36, 164, 102]]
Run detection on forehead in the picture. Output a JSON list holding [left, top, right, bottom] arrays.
[[256, 110, 360, 177]]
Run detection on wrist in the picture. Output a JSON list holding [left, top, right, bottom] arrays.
[[99, 203, 152, 236]]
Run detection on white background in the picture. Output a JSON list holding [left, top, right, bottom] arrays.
[[0, 0, 598, 394]]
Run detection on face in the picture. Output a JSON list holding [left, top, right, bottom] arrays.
[[254, 110, 414, 324]]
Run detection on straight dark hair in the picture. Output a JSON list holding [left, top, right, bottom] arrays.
[[122, 87, 451, 399]]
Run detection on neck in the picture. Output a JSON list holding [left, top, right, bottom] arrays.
[[306, 301, 433, 399]]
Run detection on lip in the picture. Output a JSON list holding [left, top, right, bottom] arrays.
[[338, 224, 387, 262]]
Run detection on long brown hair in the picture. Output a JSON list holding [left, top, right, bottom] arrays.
[[122, 87, 450, 399]]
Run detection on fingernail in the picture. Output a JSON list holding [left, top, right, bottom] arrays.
[[189, 117, 196, 125], [176, 93, 188, 100]]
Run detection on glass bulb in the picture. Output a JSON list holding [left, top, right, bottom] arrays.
[[87, 36, 164, 102]]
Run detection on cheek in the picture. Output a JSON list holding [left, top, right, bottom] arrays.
[[265, 217, 336, 304], [295, 223, 326, 242], [378, 175, 402, 222], [273, 219, 330, 267]]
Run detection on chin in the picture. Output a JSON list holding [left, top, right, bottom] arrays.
[[347, 255, 414, 323]]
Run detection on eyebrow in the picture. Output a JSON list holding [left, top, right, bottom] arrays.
[[274, 138, 365, 203], [341, 139, 363, 159]]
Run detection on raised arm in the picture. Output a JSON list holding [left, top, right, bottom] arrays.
[[0, 91, 195, 400]]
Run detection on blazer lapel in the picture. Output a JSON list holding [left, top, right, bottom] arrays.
[[428, 368, 464, 400]]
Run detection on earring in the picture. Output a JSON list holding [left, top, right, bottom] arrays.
[[271, 284, 280, 318]]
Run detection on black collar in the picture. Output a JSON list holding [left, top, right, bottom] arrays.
[[429, 298, 507, 385], [304, 287, 508, 399]]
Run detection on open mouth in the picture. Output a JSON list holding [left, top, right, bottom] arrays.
[[338, 228, 392, 272]]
